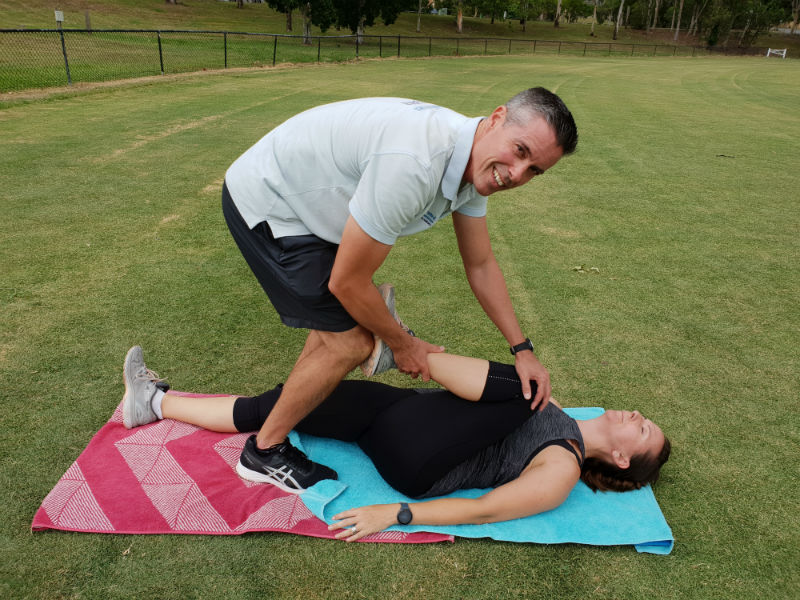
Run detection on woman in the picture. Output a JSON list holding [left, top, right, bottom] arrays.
[[123, 346, 670, 542]]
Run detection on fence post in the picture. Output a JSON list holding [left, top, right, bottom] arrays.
[[533, 40, 537, 53], [583, 42, 587, 57], [157, 31, 164, 74], [508, 38, 512, 54], [608, 43, 611, 55], [58, 29, 72, 85], [456, 38, 459, 56], [653, 44, 657, 56], [484, 39, 487, 55], [631, 44, 634, 56], [317, 36, 321, 62], [558, 41, 561, 55], [224, 32, 228, 68], [379, 36, 382, 58], [692, 45, 695, 57], [673, 45, 677, 56], [397, 35, 401, 57], [356, 35, 359, 58], [273, 35, 277, 65], [429, 37, 432, 57]]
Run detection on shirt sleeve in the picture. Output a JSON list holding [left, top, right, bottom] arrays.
[[348, 153, 437, 246], [454, 194, 488, 218]]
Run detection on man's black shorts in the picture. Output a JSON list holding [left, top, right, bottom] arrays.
[[222, 182, 358, 332]]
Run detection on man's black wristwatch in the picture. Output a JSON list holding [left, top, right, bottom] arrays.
[[397, 502, 413, 525], [510, 338, 534, 355]]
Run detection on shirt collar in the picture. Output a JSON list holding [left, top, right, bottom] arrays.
[[442, 116, 484, 201]]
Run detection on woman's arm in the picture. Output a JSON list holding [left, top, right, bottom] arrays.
[[328, 447, 580, 542]]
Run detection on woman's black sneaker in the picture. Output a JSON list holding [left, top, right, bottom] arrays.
[[235, 435, 338, 494]]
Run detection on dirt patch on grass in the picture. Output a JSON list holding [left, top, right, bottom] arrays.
[[0, 64, 313, 105]]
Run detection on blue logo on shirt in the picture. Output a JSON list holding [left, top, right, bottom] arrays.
[[421, 211, 436, 226]]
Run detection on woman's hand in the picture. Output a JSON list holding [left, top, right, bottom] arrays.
[[329, 503, 399, 542]]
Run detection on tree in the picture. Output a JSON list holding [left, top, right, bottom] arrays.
[[787, 0, 799, 33], [613, 0, 625, 37], [698, 0, 786, 46], [673, 0, 685, 38], [267, 0, 300, 31], [331, 0, 411, 40]]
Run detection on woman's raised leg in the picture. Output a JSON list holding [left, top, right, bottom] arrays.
[[161, 394, 238, 432]]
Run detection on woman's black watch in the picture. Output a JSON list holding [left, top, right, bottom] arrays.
[[510, 338, 534, 355], [397, 502, 413, 525]]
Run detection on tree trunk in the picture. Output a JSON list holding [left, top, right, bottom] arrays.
[[236, 0, 243, 8], [613, 0, 625, 39], [673, 0, 684, 40], [554, 0, 562, 27], [457, 3, 463, 33], [652, 0, 661, 28], [646, 0, 653, 33], [670, 0, 676, 30], [791, 0, 799, 35], [738, 15, 750, 46], [591, 0, 597, 36], [286, 9, 293, 31], [302, 2, 312, 44], [416, 0, 422, 33]]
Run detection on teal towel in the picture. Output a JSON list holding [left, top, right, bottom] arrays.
[[297, 407, 673, 554]]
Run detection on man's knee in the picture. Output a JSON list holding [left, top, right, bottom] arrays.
[[317, 326, 373, 364]]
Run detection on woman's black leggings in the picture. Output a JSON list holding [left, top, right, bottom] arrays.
[[232, 361, 535, 497]]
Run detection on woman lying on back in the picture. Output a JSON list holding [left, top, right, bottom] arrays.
[[122, 346, 670, 542]]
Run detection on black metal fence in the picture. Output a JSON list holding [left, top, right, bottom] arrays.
[[0, 28, 779, 93]]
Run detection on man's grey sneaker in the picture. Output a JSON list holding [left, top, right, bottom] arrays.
[[360, 283, 415, 377], [122, 345, 165, 429], [236, 435, 338, 494]]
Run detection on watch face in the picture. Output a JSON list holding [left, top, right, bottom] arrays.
[[398, 508, 412, 525]]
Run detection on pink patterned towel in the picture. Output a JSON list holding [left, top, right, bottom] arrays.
[[32, 394, 452, 545]]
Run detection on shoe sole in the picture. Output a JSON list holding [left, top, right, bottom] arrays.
[[121, 346, 140, 429], [235, 461, 306, 495], [360, 283, 396, 377]]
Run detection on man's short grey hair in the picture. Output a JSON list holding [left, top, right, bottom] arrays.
[[505, 88, 578, 155]]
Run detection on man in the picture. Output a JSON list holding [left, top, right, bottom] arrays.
[[222, 89, 578, 493]]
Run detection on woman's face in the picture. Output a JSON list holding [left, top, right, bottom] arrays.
[[604, 410, 665, 462]]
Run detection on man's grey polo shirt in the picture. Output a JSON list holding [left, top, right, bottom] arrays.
[[224, 97, 487, 246]]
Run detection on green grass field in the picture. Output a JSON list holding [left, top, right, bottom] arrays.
[[1, 56, 799, 598], [2, 0, 799, 92]]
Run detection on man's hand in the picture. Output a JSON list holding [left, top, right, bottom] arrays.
[[514, 352, 551, 411], [391, 336, 445, 381]]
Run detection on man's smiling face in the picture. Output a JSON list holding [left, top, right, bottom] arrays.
[[464, 105, 564, 197]]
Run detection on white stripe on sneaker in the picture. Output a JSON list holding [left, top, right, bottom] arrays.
[[235, 461, 305, 495]]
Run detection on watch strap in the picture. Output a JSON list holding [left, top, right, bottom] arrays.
[[510, 338, 534, 355]]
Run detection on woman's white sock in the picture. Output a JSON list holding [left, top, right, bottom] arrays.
[[152, 389, 165, 420]]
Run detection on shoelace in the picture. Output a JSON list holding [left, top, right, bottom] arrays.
[[136, 367, 166, 385], [279, 443, 315, 472]]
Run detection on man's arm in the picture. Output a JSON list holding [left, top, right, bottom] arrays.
[[452, 211, 551, 409], [329, 216, 444, 380]]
